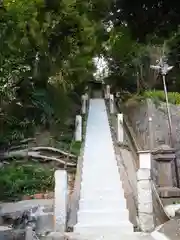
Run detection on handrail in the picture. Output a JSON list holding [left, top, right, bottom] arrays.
[[67, 98, 89, 230], [107, 101, 139, 228], [115, 101, 171, 224]]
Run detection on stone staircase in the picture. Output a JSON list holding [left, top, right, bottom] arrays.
[[73, 99, 133, 236]]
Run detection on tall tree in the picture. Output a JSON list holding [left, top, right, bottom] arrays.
[[110, 0, 180, 42]]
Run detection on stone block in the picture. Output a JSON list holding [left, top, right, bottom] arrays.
[[138, 151, 151, 169], [138, 202, 153, 214], [138, 189, 152, 205], [0, 227, 25, 240], [158, 187, 180, 198], [36, 213, 54, 235], [137, 180, 151, 190], [46, 232, 65, 240], [137, 169, 151, 180], [138, 213, 154, 232]]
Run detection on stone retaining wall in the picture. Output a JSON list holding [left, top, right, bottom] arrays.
[[124, 99, 180, 185]]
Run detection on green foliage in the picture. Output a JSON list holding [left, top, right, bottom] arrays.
[[143, 90, 180, 105], [0, 0, 110, 148], [109, 0, 180, 42], [70, 141, 81, 156], [0, 164, 54, 201]]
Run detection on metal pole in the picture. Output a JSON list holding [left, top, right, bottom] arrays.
[[162, 74, 173, 146], [162, 74, 180, 187]]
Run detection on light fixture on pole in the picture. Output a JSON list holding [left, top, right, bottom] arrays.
[[150, 57, 179, 187], [150, 56, 173, 145]]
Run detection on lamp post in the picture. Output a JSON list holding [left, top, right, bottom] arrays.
[[150, 56, 173, 146], [150, 57, 179, 187]]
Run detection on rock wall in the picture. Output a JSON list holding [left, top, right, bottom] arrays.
[[124, 99, 180, 185]]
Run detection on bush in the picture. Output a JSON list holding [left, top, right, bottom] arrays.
[[143, 90, 180, 105], [0, 163, 54, 201]]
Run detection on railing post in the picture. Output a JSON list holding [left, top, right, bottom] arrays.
[[81, 94, 87, 115], [137, 151, 154, 232], [109, 94, 114, 114], [117, 113, 123, 143], [75, 115, 82, 142], [54, 170, 68, 232], [105, 85, 110, 99]]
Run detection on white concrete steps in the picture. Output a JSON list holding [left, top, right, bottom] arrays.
[[77, 209, 130, 223], [79, 198, 127, 210], [74, 222, 134, 235], [80, 188, 124, 197], [80, 178, 123, 187], [74, 99, 133, 235], [66, 232, 155, 240]]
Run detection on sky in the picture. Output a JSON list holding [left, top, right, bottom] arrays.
[[93, 56, 109, 81]]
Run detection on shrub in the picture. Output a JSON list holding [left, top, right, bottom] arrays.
[[143, 90, 180, 105], [0, 163, 54, 201]]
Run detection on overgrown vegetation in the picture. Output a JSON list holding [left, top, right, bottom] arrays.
[[0, 0, 110, 148], [0, 0, 111, 200], [143, 91, 180, 105], [0, 163, 54, 201]]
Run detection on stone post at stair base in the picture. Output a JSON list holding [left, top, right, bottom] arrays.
[[25, 226, 33, 240], [137, 151, 154, 232], [81, 94, 87, 115], [117, 113, 123, 143], [54, 170, 68, 232], [109, 94, 114, 114], [75, 115, 82, 142]]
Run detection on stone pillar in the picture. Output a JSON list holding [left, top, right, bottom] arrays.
[[25, 226, 33, 240], [152, 145, 180, 198], [54, 170, 68, 232], [81, 94, 86, 115], [109, 94, 114, 114], [75, 115, 82, 141], [152, 145, 175, 187], [137, 151, 154, 232], [105, 85, 110, 99], [117, 113, 123, 143]]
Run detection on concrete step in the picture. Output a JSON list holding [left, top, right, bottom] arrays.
[[79, 198, 127, 210], [77, 210, 130, 223], [74, 222, 134, 235], [80, 182, 124, 191], [80, 188, 125, 197], [66, 232, 154, 240], [81, 175, 121, 184], [82, 164, 119, 170], [82, 159, 118, 164], [82, 166, 119, 174], [79, 193, 126, 201], [81, 170, 120, 177]]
